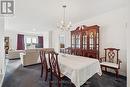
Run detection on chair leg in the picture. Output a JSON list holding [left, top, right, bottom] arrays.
[[105, 67, 107, 72], [49, 81, 52, 87], [101, 66, 102, 71], [70, 82, 74, 87], [49, 71, 53, 87], [50, 71, 53, 81], [45, 69, 48, 81], [58, 79, 62, 87], [41, 65, 43, 77], [115, 69, 119, 78]]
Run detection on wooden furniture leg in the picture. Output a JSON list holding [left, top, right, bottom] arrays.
[[41, 65, 43, 77], [116, 69, 119, 78], [105, 67, 107, 72], [45, 69, 48, 81], [58, 79, 62, 87]]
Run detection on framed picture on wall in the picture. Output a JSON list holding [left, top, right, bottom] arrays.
[[59, 34, 65, 48]]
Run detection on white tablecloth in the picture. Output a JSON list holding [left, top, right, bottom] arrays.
[[58, 54, 102, 87]]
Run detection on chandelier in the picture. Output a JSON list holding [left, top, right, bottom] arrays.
[[57, 5, 72, 31]]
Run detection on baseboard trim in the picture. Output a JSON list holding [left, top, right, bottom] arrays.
[[9, 58, 20, 60], [23, 63, 41, 67]]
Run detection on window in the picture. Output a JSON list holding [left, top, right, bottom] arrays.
[[26, 37, 31, 44], [32, 37, 37, 44], [25, 36, 38, 49]]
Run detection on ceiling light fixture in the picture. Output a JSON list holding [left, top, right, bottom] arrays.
[[57, 4, 72, 31]]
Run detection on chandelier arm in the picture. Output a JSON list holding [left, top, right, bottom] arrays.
[[57, 4, 72, 31]]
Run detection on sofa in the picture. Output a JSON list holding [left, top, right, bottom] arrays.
[[8, 50, 25, 59], [20, 48, 54, 66]]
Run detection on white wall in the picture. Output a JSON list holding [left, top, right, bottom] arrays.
[[127, 19, 129, 87], [127, 2, 129, 87], [0, 17, 5, 86], [43, 31, 51, 48], [48, 31, 53, 48], [0, 17, 5, 60], [52, 30, 60, 52], [0, 17, 5, 73], [52, 6, 127, 76]]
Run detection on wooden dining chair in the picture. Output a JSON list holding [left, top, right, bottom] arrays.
[[48, 52, 65, 87], [40, 50, 49, 81], [100, 48, 122, 78]]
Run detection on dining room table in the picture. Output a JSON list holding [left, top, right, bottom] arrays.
[[57, 53, 102, 87]]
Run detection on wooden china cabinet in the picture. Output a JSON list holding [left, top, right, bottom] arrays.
[[71, 25, 99, 59]]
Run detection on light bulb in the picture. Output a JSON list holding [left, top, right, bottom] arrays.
[[61, 20, 64, 24]]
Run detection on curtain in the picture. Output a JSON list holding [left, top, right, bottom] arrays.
[[17, 34, 25, 50], [38, 36, 43, 48]]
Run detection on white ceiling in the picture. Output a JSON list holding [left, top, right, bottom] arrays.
[[5, 0, 127, 32]]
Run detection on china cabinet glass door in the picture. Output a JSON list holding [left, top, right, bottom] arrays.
[[96, 32, 99, 50], [75, 34, 80, 48], [72, 34, 75, 48], [82, 32, 87, 49], [89, 32, 95, 50]]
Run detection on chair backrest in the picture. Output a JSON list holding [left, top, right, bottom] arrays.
[[104, 48, 120, 64], [40, 50, 48, 70], [48, 52, 61, 78]]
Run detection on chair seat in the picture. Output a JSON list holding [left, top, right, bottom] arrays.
[[100, 62, 119, 68]]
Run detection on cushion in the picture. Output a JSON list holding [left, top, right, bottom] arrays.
[[100, 62, 119, 68]]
